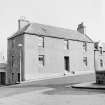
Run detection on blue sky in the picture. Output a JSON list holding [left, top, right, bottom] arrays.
[[0, 0, 104, 59]]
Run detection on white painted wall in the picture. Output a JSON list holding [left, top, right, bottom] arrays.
[[68, 41, 94, 72], [24, 34, 95, 80], [87, 43, 95, 71], [24, 34, 39, 80], [68, 40, 83, 72], [42, 37, 64, 74]]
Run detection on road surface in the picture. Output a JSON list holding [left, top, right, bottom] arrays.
[[0, 82, 105, 105]]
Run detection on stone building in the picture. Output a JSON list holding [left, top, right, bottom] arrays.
[[0, 54, 7, 85], [94, 42, 105, 84], [7, 19, 95, 84]]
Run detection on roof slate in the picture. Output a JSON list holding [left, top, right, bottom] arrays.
[[9, 22, 93, 42]]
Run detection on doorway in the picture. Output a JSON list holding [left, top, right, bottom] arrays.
[[64, 56, 70, 72], [0, 72, 6, 85], [18, 73, 20, 82]]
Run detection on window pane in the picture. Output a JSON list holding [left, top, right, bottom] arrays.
[[38, 55, 44, 66]]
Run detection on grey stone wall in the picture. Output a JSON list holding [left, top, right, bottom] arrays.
[[7, 34, 24, 84]]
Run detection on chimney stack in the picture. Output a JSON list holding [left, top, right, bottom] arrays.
[[77, 22, 85, 34], [18, 17, 30, 30], [94, 42, 99, 50]]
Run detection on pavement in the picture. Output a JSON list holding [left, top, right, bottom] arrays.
[[13, 72, 95, 86], [71, 82, 105, 89]]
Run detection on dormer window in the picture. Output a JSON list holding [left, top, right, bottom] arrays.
[[64, 40, 69, 50]]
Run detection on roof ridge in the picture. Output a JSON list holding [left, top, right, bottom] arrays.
[[30, 22, 77, 32], [8, 22, 93, 43]]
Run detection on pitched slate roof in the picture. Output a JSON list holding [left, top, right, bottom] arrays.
[[9, 22, 93, 42]]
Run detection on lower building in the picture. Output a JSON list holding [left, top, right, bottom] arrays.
[[96, 71, 105, 84], [94, 42, 105, 84]]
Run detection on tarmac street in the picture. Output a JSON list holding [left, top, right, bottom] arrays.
[[0, 82, 105, 105]]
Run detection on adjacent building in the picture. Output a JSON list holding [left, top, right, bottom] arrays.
[[0, 54, 7, 85], [94, 42, 105, 84], [7, 19, 95, 84]]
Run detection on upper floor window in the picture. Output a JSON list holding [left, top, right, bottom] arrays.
[[100, 59, 103, 67], [64, 40, 69, 50], [38, 37, 44, 48], [83, 42, 87, 51], [11, 55, 14, 68], [38, 55, 45, 66], [83, 57, 87, 66]]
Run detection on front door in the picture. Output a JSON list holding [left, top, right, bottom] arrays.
[[0, 72, 6, 85], [18, 73, 20, 82], [64, 56, 70, 72]]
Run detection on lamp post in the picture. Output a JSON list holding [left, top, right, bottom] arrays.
[[18, 43, 23, 82]]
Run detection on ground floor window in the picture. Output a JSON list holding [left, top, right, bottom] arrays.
[[38, 55, 45, 66]]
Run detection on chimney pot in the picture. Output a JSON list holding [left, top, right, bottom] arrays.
[[18, 18, 30, 30]]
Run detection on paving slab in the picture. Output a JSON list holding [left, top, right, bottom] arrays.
[[71, 82, 105, 89]]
